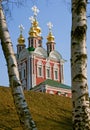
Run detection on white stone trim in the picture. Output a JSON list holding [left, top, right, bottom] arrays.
[[37, 60, 43, 77], [53, 64, 59, 80], [46, 62, 51, 79]]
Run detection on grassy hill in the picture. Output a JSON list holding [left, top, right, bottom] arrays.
[[0, 86, 72, 130]]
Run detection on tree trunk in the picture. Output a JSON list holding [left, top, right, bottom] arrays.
[[0, 5, 37, 130], [71, 0, 90, 129]]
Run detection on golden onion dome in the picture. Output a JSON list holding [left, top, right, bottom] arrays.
[[18, 34, 25, 44], [33, 20, 41, 36], [47, 32, 55, 42], [35, 26, 41, 35], [29, 26, 37, 37], [33, 19, 38, 27]]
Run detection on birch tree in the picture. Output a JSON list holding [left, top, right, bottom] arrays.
[[0, 1, 37, 130], [71, 0, 90, 129]]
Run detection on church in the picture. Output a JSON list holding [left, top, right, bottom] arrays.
[[16, 6, 71, 98]]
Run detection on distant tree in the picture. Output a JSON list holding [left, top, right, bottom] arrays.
[[71, 0, 90, 129], [0, 0, 37, 130]]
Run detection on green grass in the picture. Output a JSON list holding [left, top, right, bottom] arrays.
[[0, 86, 72, 130]]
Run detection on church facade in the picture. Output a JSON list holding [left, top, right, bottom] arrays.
[[16, 6, 71, 98]]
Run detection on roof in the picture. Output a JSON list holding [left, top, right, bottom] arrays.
[[18, 48, 29, 60], [33, 79, 71, 90], [49, 50, 62, 61], [27, 47, 35, 51], [34, 47, 47, 57]]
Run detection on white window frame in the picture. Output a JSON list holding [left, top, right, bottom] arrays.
[[46, 62, 51, 79], [54, 64, 59, 80], [54, 69, 58, 80], [37, 61, 43, 77], [46, 67, 50, 78]]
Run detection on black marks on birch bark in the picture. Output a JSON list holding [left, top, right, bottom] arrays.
[[73, 74, 87, 81], [75, 54, 87, 63], [76, 1, 87, 14], [72, 25, 87, 40]]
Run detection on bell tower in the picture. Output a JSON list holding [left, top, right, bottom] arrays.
[[46, 22, 55, 56], [17, 24, 26, 58]]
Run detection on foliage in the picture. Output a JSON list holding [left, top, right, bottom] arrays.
[[1, 0, 26, 18]]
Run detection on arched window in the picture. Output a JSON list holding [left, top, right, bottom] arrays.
[[37, 61, 43, 77], [54, 64, 59, 80], [46, 62, 51, 79], [22, 62, 26, 79], [30, 39, 33, 47]]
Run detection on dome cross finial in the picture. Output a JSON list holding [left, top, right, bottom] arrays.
[[47, 22, 55, 42], [31, 5, 39, 18], [47, 22, 53, 32], [18, 24, 24, 34], [29, 16, 35, 24], [28, 6, 41, 37], [18, 24, 25, 44]]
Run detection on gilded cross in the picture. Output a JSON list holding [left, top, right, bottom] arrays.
[[29, 16, 35, 24], [31, 5, 39, 17], [47, 22, 53, 32], [18, 24, 24, 34]]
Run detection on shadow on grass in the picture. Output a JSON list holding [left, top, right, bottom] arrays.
[[35, 113, 73, 130]]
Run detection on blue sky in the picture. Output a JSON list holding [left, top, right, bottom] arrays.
[[0, 0, 90, 94]]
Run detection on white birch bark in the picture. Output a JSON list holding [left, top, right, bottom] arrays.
[[71, 0, 90, 129], [0, 5, 37, 130]]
